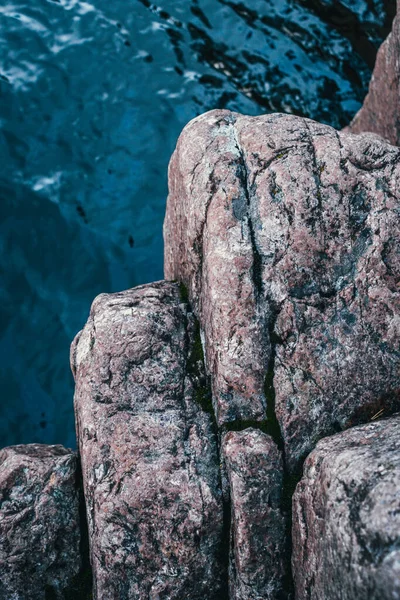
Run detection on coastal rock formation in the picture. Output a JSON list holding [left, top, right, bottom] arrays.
[[222, 429, 287, 600], [164, 109, 400, 472], [71, 281, 224, 600], [0, 444, 81, 600], [4, 3, 400, 588], [347, 1, 400, 145], [292, 414, 400, 600]]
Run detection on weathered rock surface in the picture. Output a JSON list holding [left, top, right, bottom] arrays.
[[71, 281, 224, 600], [0, 444, 81, 600], [222, 429, 287, 600], [164, 109, 400, 472], [292, 414, 400, 600], [347, 1, 400, 145]]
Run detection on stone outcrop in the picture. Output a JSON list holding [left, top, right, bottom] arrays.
[[4, 10, 400, 589], [292, 414, 400, 600], [8, 39, 396, 593], [0, 444, 82, 600], [347, 1, 400, 145], [68, 104, 399, 597], [164, 109, 400, 472], [71, 281, 224, 600], [222, 429, 287, 600]]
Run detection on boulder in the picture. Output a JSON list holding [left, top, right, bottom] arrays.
[[222, 429, 287, 600], [0, 444, 82, 600], [164, 109, 400, 472], [292, 414, 400, 600], [71, 281, 224, 600], [347, 2, 400, 145]]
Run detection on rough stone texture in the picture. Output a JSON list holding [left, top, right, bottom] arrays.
[[292, 414, 400, 600], [71, 281, 224, 600], [222, 429, 287, 600], [164, 109, 400, 472], [0, 444, 81, 600], [347, 1, 400, 145]]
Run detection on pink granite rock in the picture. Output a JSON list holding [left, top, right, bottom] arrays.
[[0, 444, 82, 600], [347, 1, 400, 145], [292, 414, 400, 600], [164, 109, 400, 472], [71, 281, 224, 600], [222, 429, 287, 600], [165, 111, 268, 426]]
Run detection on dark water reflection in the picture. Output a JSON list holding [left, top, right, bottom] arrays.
[[0, 0, 395, 447]]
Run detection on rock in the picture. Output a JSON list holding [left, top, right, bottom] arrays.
[[292, 414, 400, 600], [347, 2, 400, 145], [222, 429, 287, 600], [165, 110, 268, 426], [0, 444, 82, 600], [71, 281, 224, 600], [164, 109, 400, 472]]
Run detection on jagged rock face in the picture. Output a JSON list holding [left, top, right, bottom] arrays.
[[71, 281, 224, 600], [0, 444, 81, 600], [292, 414, 400, 600], [347, 2, 400, 145], [164, 109, 400, 472], [222, 429, 287, 600]]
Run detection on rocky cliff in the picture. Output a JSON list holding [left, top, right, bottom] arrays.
[[1, 9, 400, 599], [164, 109, 400, 476], [162, 109, 400, 599]]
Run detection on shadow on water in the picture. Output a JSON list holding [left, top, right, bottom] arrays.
[[0, 0, 396, 446]]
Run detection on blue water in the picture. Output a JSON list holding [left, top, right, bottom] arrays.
[[0, 0, 395, 448]]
